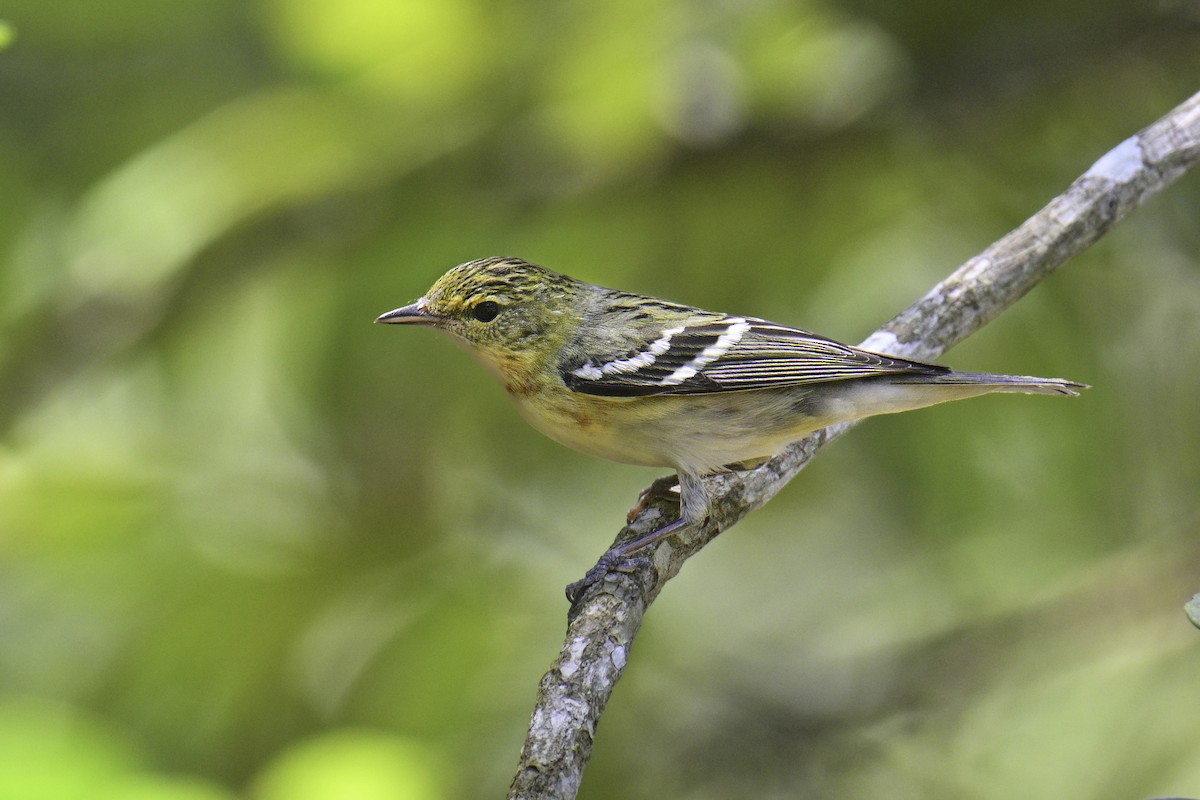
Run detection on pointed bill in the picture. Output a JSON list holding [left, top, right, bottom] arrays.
[[375, 301, 437, 325]]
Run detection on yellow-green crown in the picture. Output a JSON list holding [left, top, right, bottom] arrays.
[[424, 257, 579, 313]]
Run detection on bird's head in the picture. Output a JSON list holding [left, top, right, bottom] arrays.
[[376, 257, 582, 379]]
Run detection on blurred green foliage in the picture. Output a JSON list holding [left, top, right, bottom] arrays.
[[1, 1, 1199, 798]]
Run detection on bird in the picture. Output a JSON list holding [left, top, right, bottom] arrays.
[[376, 256, 1085, 599]]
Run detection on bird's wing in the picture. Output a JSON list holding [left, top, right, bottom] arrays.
[[560, 314, 949, 397]]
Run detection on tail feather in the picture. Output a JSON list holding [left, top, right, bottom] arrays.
[[894, 371, 1088, 397]]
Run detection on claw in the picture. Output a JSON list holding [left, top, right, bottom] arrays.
[[626, 474, 680, 524]]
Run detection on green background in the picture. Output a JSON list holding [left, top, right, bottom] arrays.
[[2, 2, 1199, 798]]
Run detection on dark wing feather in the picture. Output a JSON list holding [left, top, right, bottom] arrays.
[[560, 315, 949, 397]]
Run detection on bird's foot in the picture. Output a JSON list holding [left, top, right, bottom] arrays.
[[626, 474, 680, 524], [565, 516, 689, 605], [565, 548, 654, 606]]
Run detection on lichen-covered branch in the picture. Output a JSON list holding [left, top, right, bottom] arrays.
[[506, 89, 1200, 800]]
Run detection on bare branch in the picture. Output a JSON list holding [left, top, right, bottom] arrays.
[[507, 89, 1200, 800]]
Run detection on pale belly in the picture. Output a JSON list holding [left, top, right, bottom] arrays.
[[509, 388, 828, 474]]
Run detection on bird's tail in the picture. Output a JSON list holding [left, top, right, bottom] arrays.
[[893, 371, 1088, 397]]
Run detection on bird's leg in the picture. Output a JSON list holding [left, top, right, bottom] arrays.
[[566, 471, 708, 604]]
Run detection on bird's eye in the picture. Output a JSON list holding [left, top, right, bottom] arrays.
[[471, 301, 501, 323]]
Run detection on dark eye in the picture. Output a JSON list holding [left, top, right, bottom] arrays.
[[471, 301, 501, 323]]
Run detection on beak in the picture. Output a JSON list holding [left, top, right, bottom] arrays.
[[375, 302, 439, 326]]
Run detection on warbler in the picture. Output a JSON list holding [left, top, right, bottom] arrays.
[[377, 257, 1085, 594]]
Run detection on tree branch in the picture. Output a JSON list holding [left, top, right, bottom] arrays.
[[506, 89, 1200, 800]]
